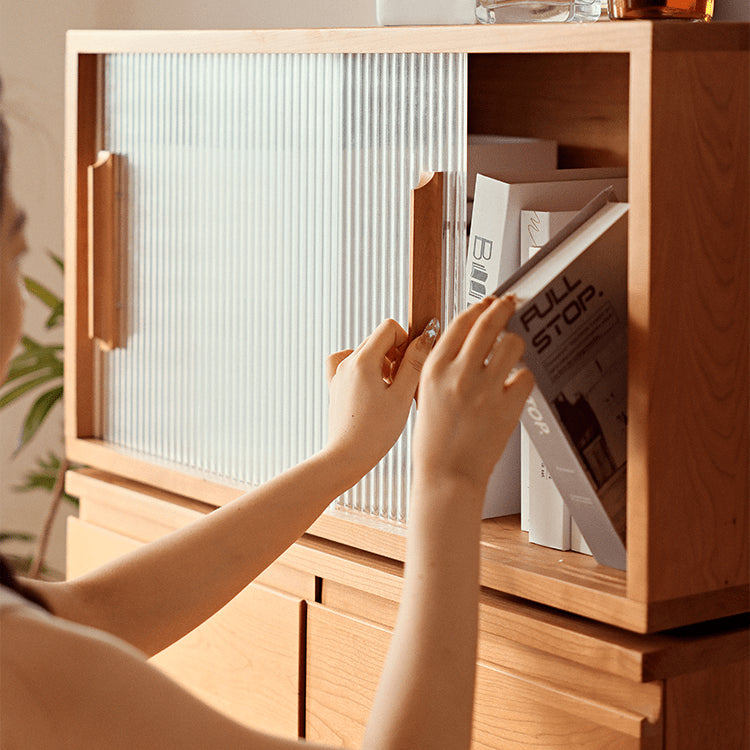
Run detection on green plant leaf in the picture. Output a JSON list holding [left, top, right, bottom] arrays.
[[0, 531, 36, 544], [23, 277, 62, 312], [45, 303, 64, 329], [13, 336, 44, 355], [3, 346, 63, 386], [14, 453, 79, 507], [22, 278, 64, 329], [16, 385, 64, 451], [0, 552, 60, 579], [0, 373, 60, 408], [48, 252, 64, 273]]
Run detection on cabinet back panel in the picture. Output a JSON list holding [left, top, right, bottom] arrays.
[[468, 53, 629, 169], [99, 52, 467, 521]]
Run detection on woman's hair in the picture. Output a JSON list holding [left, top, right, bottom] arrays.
[[0, 553, 51, 610], [0, 79, 51, 612]]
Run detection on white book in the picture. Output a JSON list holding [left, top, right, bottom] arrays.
[[466, 168, 627, 309], [520, 427, 531, 531], [493, 190, 629, 570], [520, 209, 578, 265], [468, 170, 627, 520], [571, 519, 592, 555], [519, 209, 576, 538], [527, 435, 571, 550], [520, 209, 591, 555]]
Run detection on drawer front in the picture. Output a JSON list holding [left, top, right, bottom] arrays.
[[306, 603, 662, 750], [306, 603, 389, 747], [67, 515, 141, 577], [473, 661, 656, 750], [66, 516, 303, 738], [151, 582, 303, 738], [68, 468, 317, 600]]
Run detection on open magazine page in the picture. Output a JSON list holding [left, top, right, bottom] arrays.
[[502, 198, 629, 568]]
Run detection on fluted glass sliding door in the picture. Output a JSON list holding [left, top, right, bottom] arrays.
[[102, 51, 466, 520]]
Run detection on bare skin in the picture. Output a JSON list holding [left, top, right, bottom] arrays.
[[1, 176, 533, 748]]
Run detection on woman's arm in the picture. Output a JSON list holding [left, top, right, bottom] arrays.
[[5, 297, 530, 750], [363, 295, 533, 750], [28, 318, 434, 656]]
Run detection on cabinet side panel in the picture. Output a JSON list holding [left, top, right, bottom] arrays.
[[645, 49, 749, 603], [664, 658, 749, 750], [65, 53, 99, 443]]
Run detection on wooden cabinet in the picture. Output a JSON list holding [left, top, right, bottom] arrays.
[[64, 21, 749, 748], [66, 469, 748, 748], [306, 603, 663, 749]]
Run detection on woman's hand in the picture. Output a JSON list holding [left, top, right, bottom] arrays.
[[413, 295, 534, 504], [325, 318, 438, 478]]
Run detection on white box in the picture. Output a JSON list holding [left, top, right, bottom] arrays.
[[376, 0, 476, 26]]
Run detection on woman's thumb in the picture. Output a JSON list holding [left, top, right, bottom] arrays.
[[392, 318, 440, 395]]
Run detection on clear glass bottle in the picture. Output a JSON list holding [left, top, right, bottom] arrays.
[[606, 0, 713, 21], [475, 0, 601, 23]]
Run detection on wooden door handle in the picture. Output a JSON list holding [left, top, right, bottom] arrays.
[[408, 171, 444, 341], [87, 150, 124, 349]]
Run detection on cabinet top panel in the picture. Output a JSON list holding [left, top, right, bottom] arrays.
[[67, 22, 748, 57]]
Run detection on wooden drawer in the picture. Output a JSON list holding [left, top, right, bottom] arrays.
[[65, 515, 304, 737], [67, 515, 141, 577], [305, 603, 389, 747], [151, 581, 303, 738], [305, 603, 664, 749], [66, 468, 317, 601], [473, 657, 661, 749], [66, 470, 748, 748]]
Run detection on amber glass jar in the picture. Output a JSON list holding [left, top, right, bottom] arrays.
[[608, 0, 713, 20]]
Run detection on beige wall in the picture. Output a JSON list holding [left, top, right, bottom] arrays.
[[0, 0, 747, 576]]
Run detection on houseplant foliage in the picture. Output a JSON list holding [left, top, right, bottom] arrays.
[[0, 252, 76, 578]]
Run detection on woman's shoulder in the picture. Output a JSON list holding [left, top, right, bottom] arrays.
[[0, 581, 281, 749], [0, 583, 147, 749], [0, 586, 62, 747], [0, 581, 47, 614]]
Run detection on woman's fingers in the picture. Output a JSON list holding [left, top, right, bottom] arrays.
[[358, 319, 409, 365], [325, 350, 353, 384], [430, 297, 494, 364], [505, 365, 535, 396], [459, 295, 517, 369], [390, 318, 440, 395], [485, 331, 526, 381]]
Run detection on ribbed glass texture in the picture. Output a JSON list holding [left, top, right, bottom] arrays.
[[102, 52, 466, 521]]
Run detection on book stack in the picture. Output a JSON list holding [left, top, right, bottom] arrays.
[[466, 165, 627, 523], [493, 189, 629, 570]]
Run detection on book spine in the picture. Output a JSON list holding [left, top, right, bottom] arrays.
[[527, 432, 571, 551], [519, 209, 579, 550], [570, 520, 592, 555], [519, 385, 627, 570], [520, 427, 531, 532]]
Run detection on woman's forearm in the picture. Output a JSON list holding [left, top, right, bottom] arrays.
[[363, 474, 484, 750], [30, 319, 433, 657], [32, 446, 364, 656], [363, 296, 533, 750]]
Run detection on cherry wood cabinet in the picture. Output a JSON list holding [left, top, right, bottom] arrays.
[[64, 22, 749, 747], [67, 468, 748, 748]]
